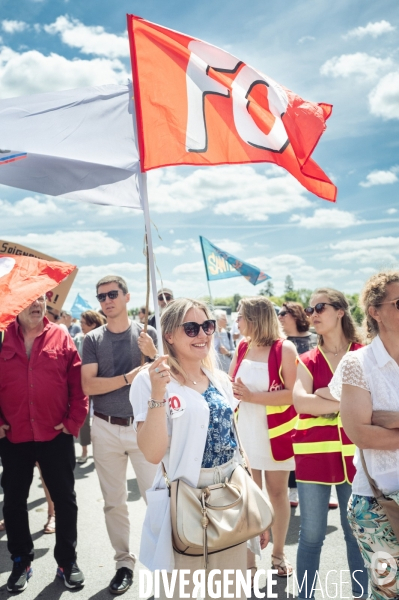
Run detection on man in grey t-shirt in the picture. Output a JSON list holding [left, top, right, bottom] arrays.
[[81, 275, 158, 595]]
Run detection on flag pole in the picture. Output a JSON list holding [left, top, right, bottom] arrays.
[[138, 171, 164, 355], [206, 279, 214, 310]]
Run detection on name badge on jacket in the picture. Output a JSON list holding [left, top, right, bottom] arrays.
[[168, 394, 186, 419]]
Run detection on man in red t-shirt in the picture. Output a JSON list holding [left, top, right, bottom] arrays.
[[0, 295, 88, 593]]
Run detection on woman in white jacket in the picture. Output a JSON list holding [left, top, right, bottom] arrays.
[[130, 298, 262, 599]]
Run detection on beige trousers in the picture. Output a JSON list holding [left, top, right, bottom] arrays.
[[91, 415, 158, 571], [159, 457, 248, 600]]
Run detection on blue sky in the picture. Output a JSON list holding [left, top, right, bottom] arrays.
[[0, 0, 398, 310]]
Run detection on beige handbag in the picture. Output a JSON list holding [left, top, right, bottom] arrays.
[[359, 450, 399, 540], [162, 421, 274, 567]]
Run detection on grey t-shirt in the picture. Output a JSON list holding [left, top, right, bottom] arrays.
[[82, 321, 157, 418]]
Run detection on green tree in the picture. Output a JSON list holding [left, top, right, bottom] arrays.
[[284, 275, 294, 293], [259, 280, 274, 297], [347, 293, 364, 326]]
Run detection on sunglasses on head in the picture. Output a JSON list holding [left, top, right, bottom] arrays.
[[179, 319, 216, 337], [158, 294, 172, 301], [96, 290, 120, 303], [304, 302, 339, 316]]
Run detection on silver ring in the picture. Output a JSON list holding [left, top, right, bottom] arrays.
[[155, 367, 160, 373]]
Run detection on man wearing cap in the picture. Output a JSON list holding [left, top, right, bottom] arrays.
[[148, 288, 174, 329], [60, 311, 81, 339]]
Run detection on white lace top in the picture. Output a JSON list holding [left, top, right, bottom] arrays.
[[329, 335, 399, 496]]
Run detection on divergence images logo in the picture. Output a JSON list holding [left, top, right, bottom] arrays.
[[370, 551, 398, 586]]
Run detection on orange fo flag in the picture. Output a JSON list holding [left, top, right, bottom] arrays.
[[127, 14, 337, 202], [0, 255, 76, 331]]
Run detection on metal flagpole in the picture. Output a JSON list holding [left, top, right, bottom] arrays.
[[206, 279, 214, 310], [138, 171, 164, 355]]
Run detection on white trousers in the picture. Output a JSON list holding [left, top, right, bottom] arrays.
[[91, 415, 158, 571]]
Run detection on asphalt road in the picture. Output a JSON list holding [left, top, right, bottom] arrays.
[[0, 443, 365, 600]]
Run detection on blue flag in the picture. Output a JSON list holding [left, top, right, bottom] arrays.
[[70, 293, 92, 319], [199, 236, 271, 286]]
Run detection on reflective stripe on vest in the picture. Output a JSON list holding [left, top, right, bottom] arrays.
[[293, 344, 360, 484]]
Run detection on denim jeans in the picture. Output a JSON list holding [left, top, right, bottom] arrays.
[[296, 481, 368, 599]]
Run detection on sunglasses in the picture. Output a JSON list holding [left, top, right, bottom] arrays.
[[376, 298, 399, 310], [278, 310, 291, 317], [96, 290, 120, 303], [304, 302, 339, 316], [158, 294, 172, 302], [47, 310, 60, 321], [180, 319, 216, 337]]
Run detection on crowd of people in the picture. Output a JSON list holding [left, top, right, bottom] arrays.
[[0, 271, 399, 599]]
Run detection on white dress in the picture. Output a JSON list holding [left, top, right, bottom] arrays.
[[236, 358, 295, 471]]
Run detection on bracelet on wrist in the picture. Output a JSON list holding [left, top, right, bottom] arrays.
[[123, 373, 129, 385], [148, 398, 166, 409]]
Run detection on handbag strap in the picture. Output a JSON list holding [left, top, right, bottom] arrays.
[[161, 414, 248, 487], [359, 449, 383, 500]]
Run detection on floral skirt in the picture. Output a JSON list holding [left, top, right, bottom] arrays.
[[348, 494, 399, 600]]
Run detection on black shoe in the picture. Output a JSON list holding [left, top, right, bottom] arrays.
[[7, 559, 32, 593], [57, 562, 85, 588], [109, 567, 133, 595]]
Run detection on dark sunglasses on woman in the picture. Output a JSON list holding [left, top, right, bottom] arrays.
[[180, 320, 216, 337], [304, 302, 339, 316], [278, 310, 291, 317]]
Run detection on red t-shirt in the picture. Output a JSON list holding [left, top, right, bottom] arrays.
[[0, 317, 88, 443]]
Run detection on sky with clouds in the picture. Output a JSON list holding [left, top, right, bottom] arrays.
[[0, 0, 398, 310]]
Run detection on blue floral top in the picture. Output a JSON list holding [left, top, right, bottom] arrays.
[[201, 384, 237, 468]]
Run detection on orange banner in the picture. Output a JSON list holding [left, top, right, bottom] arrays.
[[127, 14, 337, 202]]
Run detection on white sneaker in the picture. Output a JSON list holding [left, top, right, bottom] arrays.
[[288, 488, 298, 507], [329, 493, 338, 509]]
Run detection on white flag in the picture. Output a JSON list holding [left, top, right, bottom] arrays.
[[0, 83, 142, 209]]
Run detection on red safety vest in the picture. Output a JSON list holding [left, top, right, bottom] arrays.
[[292, 343, 363, 484], [232, 339, 297, 462]]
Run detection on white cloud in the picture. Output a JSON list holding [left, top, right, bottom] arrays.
[[369, 71, 399, 120], [290, 208, 362, 229], [1, 20, 28, 34], [331, 237, 399, 251], [344, 20, 396, 39], [9, 231, 124, 257], [387, 208, 398, 215], [360, 170, 398, 187], [173, 261, 204, 275], [0, 45, 128, 98], [320, 53, 393, 81], [330, 236, 399, 265], [298, 36, 315, 44], [0, 196, 62, 217], [44, 15, 129, 58], [148, 165, 312, 221]]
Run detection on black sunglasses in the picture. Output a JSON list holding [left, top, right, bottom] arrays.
[[47, 310, 60, 321], [96, 290, 120, 303], [158, 294, 172, 301], [180, 319, 216, 337], [278, 310, 291, 317], [304, 302, 339, 316]]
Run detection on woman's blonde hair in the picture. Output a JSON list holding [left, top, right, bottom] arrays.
[[311, 288, 362, 345], [360, 270, 399, 339], [240, 296, 281, 346], [161, 298, 217, 382]]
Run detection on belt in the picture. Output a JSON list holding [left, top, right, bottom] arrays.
[[94, 412, 134, 427]]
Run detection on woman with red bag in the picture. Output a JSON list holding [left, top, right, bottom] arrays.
[[230, 296, 297, 578]]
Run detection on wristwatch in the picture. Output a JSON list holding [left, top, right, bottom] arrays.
[[148, 398, 166, 409]]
